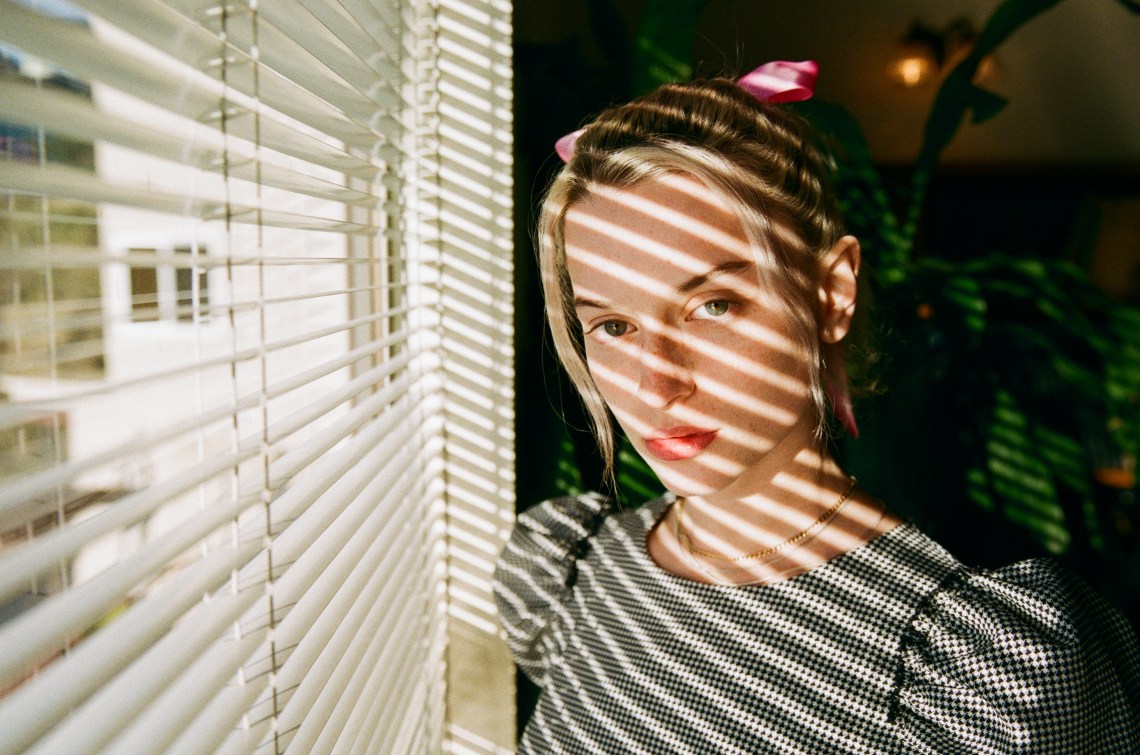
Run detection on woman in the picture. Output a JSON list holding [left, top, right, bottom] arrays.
[[493, 62, 1138, 753]]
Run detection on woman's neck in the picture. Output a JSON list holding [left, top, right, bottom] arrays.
[[648, 411, 899, 586], [685, 408, 842, 512]]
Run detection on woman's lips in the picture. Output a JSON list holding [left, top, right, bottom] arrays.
[[643, 427, 718, 461]]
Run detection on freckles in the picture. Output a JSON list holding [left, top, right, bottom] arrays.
[[587, 348, 638, 384], [592, 370, 626, 400], [588, 360, 638, 409], [727, 318, 800, 357]]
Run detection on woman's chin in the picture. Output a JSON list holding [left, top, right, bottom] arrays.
[[623, 439, 745, 498], [652, 466, 737, 499]]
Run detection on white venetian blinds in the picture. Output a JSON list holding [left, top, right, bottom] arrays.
[[0, 0, 515, 752]]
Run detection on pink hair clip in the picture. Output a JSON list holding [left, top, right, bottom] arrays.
[[554, 60, 819, 163]]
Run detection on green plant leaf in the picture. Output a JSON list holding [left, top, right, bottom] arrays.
[[903, 0, 1066, 251], [967, 86, 1010, 124], [632, 0, 711, 93]]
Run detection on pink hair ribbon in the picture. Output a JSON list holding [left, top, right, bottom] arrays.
[[554, 60, 819, 163], [554, 128, 585, 163], [825, 355, 860, 439], [736, 59, 818, 104]]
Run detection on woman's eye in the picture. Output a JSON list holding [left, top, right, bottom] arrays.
[[697, 300, 731, 318], [601, 320, 629, 337]]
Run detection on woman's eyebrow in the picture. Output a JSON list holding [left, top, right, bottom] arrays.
[[676, 260, 755, 294], [573, 261, 755, 310], [574, 296, 615, 311]]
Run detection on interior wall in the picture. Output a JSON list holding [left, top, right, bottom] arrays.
[[689, 0, 1140, 165]]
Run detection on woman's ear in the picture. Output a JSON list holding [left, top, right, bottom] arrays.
[[818, 235, 860, 344]]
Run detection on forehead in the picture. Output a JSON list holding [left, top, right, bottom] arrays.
[[563, 174, 753, 292]]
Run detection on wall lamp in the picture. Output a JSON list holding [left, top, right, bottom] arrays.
[[888, 18, 992, 88]]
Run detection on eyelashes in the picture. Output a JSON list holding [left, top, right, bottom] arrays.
[[600, 320, 630, 338], [585, 299, 737, 341], [692, 299, 732, 319]]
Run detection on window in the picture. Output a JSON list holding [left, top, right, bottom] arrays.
[[0, 0, 515, 751], [1, 22, 103, 381], [126, 246, 209, 323]]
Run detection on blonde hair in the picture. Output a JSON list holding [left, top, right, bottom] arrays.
[[538, 78, 847, 477]]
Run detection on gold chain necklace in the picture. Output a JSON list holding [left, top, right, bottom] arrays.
[[676, 477, 858, 564]]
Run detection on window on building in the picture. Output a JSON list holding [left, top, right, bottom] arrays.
[[1, 17, 103, 380], [126, 246, 209, 323]]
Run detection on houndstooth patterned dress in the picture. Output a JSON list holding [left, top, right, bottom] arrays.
[[493, 493, 1140, 754]]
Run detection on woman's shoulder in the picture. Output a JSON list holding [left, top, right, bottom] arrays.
[[891, 553, 1140, 753], [516, 491, 670, 539], [515, 491, 613, 540]]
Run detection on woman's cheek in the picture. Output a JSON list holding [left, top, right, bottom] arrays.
[[587, 354, 639, 415]]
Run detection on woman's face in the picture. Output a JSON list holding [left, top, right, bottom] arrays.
[[564, 174, 816, 497]]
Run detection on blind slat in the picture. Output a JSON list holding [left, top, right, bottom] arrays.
[[0, 2, 388, 175], [291, 0, 404, 81], [2, 394, 436, 752], [323, 574, 429, 754], [292, 565, 423, 754], [0, 162, 377, 234], [26, 630, 264, 755], [0, 245, 413, 270], [87, 0, 407, 141], [345, 629, 423, 753], [238, 463, 426, 753], [0, 280, 404, 344], [98, 448, 429, 755], [0, 82, 380, 207], [0, 538, 262, 752], [104, 415, 437, 755], [0, 334, 413, 520], [20, 0, 391, 149], [166, 673, 265, 755], [357, 626, 430, 753], [213, 0, 405, 113], [1, 0, 513, 748], [0, 360, 416, 604], [0, 304, 414, 435]]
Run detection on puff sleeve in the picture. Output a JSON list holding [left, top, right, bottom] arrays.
[[891, 559, 1140, 754], [491, 493, 612, 685]]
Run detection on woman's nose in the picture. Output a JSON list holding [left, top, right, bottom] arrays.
[[637, 332, 694, 408]]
